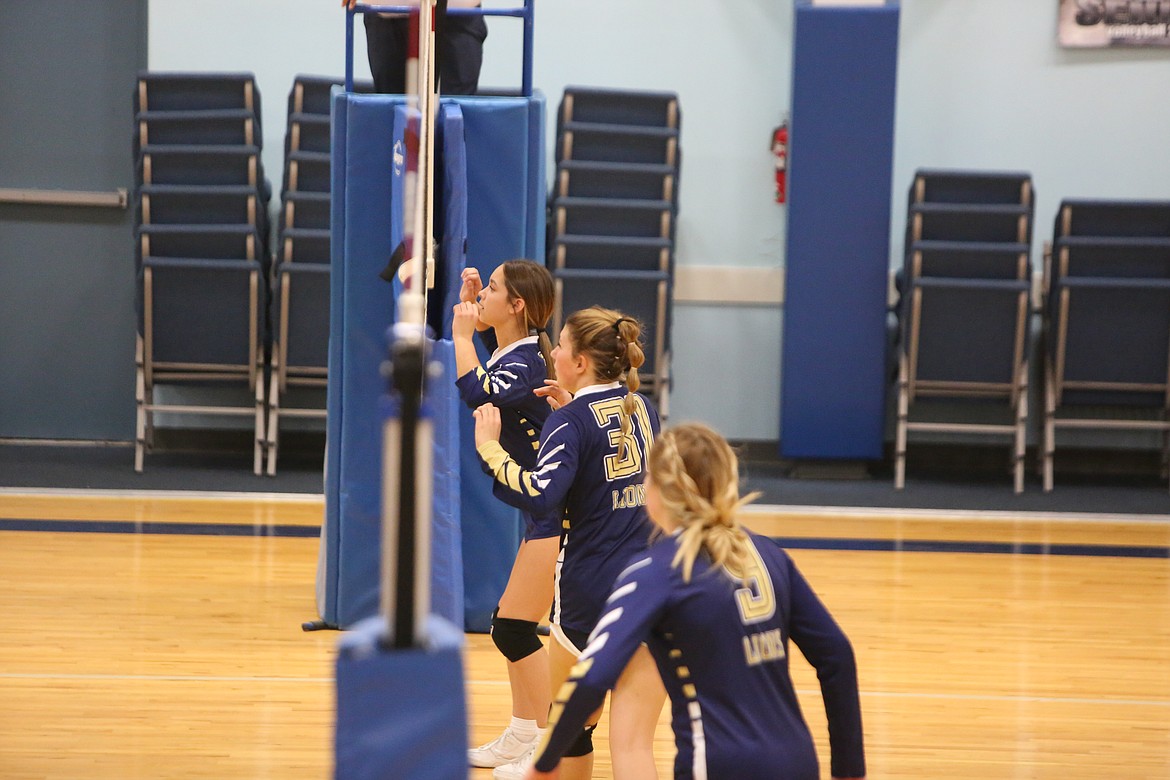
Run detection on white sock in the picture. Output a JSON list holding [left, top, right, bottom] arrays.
[[510, 716, 538, 741]]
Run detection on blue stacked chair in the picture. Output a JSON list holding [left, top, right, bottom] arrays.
[[549, 87, 680, 413], [895, 169, 1035, 492], [133, 72, 271, 474], [1041, 199, 1170, 491], [266, 75, 372, 474]]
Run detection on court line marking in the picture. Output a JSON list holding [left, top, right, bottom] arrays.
[[741, 504, 1170, 524], [2, 489, 1168, 525], [4, 672, 1167, 708], [0, 487, 323, 502], [3, 519, 1165, 557], [0, 672, 334, 684], [0, 518, 321, 537]]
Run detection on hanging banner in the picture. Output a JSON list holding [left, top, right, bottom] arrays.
[[1059, 0, 1170, 47]]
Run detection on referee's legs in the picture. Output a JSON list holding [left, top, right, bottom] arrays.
[[438, 15, 487, 95], [363, 14, 408, 94], [363, 14, 486, 96]]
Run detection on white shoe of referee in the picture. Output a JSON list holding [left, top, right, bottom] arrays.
[[468, 719, 540, 768], [491, 741, 537, 780]]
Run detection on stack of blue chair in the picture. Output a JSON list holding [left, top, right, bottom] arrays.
[[548, 86, 680, 413], [266, 75, 372, 475], [133, 72, 272, 474], [1041, 199, 1170, 491], [894, 169, 1035, 492]]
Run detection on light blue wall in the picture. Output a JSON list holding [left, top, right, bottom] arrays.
[[893, 1, 1170, 265], [148, 0, 1170, 441]]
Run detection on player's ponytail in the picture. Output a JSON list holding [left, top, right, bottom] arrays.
[[615, 317, 644, 462], [648, 423, 761, 583], [501, 259, 556, 380], [564, 307, 645, 461]]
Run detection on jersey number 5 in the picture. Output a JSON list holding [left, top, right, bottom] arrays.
[[734, 541, 777, 625]]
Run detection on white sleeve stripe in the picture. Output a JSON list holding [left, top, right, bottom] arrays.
[[534, 461, 561, 478], [591, 607, 624, 638], [615, 556, 653, 583], [537, 442, 567, 467], [536, 423, 571, 458], [579, 631, 609, 661], [606, 581, 637, 604], [489, 380, 514, 393]]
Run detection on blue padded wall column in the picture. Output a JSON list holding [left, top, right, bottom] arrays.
[[780, 0, 899, 460]]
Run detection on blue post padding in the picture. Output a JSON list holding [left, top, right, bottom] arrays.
[[338, 337, 463, 627], [335, 615, 467, 780], [454, 94, 544, 632], [460, 94, 546, 265], [526, 95, 548, 261], [336, 94, 408, 627], [458, 406, 523, 633], [321, 87, 351, 625], [426, 340, 464, 626], [322, 92, 546, 631], [780, 2, 899, 459], [437, 103, 467, 338]]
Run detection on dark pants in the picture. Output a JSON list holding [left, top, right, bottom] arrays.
[[363, 12, 488, 96]]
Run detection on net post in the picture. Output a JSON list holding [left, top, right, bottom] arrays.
[[380, 319, 433, 649], [380, 0, 441, 650]]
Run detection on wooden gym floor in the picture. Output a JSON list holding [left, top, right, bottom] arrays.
[[1, 491, 1169, 779]]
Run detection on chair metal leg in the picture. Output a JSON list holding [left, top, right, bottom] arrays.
[[1043, 359, 1055, 492], [894, 354, 908, 490], [658, 351, 671, 421], [135, 361, 146, 474], [1013, 363, 1028, 494], [253, 369, 265, 476], [266, 367, 280, 477]]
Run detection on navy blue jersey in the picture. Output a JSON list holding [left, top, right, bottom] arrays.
[[455, 335, 549, 470], [475, 382, 660, 633], [534, 531, 865, 780]]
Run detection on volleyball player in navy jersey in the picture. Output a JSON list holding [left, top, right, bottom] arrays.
[[452, 260, 563, 771], [524, 423, 866, 780], [473, 306, 667, 780]]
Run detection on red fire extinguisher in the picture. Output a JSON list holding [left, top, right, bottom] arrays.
[[771, 121, 788, 204]]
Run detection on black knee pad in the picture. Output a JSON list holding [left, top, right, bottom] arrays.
[[564, 725, 595, 757], [490, 612, 542, 663]]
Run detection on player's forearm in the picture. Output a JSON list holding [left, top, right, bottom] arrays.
[[820, 642, 865, 780], [476, 440, 563, 515], [453, 337, 481, 380], [532, 681, 608, 773]]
